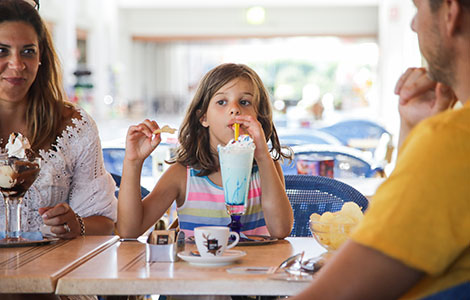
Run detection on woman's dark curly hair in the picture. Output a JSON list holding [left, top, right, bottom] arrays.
[[171, 63, 292, 176]]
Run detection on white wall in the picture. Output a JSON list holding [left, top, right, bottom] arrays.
[[378, 0, 421, 136], [118, 5, 379, 114], [38, 0, 422, 129], [122, 6, 378, 37], [40, 0, 120, 119], [40, 0, 78, 94]]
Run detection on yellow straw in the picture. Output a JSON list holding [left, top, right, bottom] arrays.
[[234, 123, 240, 140]]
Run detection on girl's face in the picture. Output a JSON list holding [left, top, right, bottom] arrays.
[[201, 77, 258, 149], [0, 21, 40, 104]]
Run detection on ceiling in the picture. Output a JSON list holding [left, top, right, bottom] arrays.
[[117, 0, 379, 9]]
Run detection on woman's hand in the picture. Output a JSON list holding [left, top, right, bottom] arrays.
[[125, 119, 161, 163], [39, 203, 81, 239], [234, 115, 270, 163]]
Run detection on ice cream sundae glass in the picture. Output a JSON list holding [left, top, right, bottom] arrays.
[[218, 130, 255, 234], [0, 133, 41, 242]]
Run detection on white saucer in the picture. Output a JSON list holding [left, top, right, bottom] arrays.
[[177, 250, 246, 266]]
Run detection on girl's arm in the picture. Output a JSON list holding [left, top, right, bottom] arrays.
[[117, 120, 183, 237], [235, 116, 294, 238], [118, 162, 184, 237], [256, 154, 293, 238]]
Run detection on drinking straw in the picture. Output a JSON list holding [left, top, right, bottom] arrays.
[[234, 123, 240, 140]]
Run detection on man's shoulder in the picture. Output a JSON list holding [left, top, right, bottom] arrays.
[[421, 105, 470, 133], [405, 106, 470, 151]]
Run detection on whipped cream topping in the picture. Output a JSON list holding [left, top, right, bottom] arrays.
[[6, 133, 31, 159], [221, 134, 256, 150]]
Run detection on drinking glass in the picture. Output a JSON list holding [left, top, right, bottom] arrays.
[[218, 144, 254, 235], [0, 155, 41, 242]]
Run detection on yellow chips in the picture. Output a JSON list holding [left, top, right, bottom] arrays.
[[310, 202, 364, 250], [153, 125, 177, 135]]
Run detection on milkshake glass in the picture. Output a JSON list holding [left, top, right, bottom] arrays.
[[218, 135, 255, 233]]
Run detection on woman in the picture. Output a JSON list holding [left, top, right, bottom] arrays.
[[0, 0, 116, 239]]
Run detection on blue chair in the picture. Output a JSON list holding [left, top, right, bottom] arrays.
[[102, 147, 153, 177], [277, 128, 342, 147], [318, 119, 390, 145], [102, 148, 152, 199], [284, 174, 369, 237], [421, 282, 470, 300], [110, 173, 150, 199], [281, 144, 384, 178]]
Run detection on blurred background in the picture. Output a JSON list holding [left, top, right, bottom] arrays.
[[37, 0, 422, 188]]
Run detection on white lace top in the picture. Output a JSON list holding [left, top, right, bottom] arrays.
[[0, 108, 118, 233]]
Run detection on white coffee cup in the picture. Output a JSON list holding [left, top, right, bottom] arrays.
[[194, 226, 240, 257]]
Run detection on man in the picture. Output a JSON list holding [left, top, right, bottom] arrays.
[[292, 0, 470, 299]]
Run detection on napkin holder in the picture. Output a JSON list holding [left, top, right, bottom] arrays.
[[146, 229, 185, 262]]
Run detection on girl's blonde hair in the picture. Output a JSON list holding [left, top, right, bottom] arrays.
[[0, 0, 69, 151], [173, 63, 291, 176]]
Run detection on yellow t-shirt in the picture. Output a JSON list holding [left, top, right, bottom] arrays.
[[351, 101, 470, 299]]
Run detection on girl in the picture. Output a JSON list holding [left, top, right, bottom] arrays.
[[118, 63, 293, 239]]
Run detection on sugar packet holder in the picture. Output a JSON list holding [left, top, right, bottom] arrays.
[[146, 229, 185, 262]]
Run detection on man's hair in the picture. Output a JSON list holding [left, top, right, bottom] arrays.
[[429, 0, 470, 12]]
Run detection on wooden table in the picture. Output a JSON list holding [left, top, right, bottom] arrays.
[[0, 235, 118, 293], [56, 237, 325, 296]]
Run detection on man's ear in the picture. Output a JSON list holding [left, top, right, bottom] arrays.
[[199, 110, 209, 127], [445, 0, 461, 36]]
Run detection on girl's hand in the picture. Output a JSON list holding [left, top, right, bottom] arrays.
[[39, 203, 81, 239], [125, 119, 161, 163], [234, 115, 270, 162]]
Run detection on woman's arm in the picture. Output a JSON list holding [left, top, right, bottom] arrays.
[[40, 108, 118, 238], [40, 204, 115, 237]]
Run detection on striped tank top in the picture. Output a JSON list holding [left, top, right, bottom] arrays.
[[177, 166, 269, 237]]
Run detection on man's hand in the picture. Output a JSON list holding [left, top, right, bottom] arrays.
[[394, 68, 457, 149]]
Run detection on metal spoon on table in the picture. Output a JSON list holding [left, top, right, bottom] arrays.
[[300, 255, 325, 273], [274, 251, 304, 273]]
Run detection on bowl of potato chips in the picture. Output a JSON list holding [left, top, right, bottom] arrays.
[[309, 202, 364, 251]]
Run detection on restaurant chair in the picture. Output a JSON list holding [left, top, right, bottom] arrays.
[[318, 119, 390, 147], [103, 147, 152, 198], [318, 119, 394, 162], [277, 128, 342, 147], [281, 144, 385, 178], [110, 172, 150, 199], [103, 147, 153, 177], [421, 282, 470, 299], [284, 174, 369, 237]]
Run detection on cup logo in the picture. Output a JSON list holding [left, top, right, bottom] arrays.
[[203, 233, 222, 256]]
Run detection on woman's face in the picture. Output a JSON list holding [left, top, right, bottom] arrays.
[[0, 21, 40, 104]]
